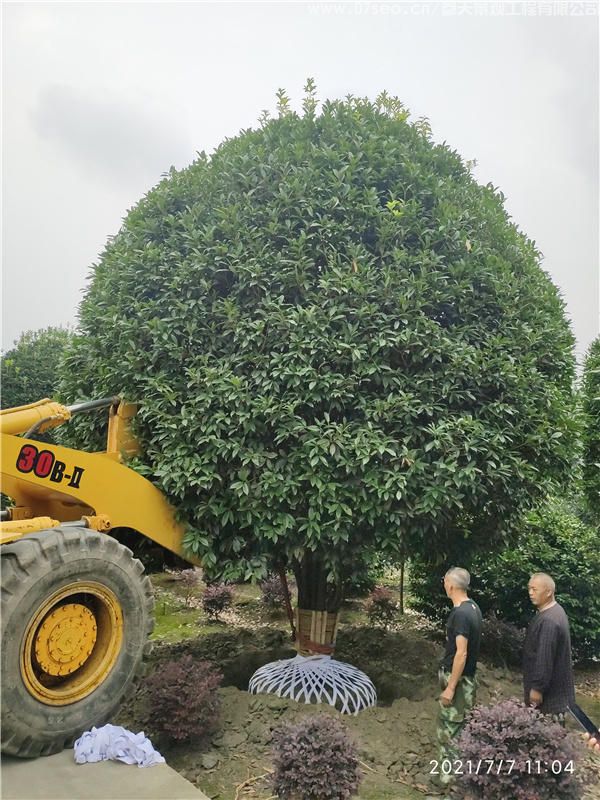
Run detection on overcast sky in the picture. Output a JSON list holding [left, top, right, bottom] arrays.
[[3, 2, 598, 367]]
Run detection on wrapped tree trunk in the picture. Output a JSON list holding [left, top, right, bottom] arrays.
[[293, 550, 342, 657], [294, 608, 339, 656], [249, 551, 377, 714]]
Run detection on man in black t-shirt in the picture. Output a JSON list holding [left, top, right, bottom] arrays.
[[435, 567, 483, 786]]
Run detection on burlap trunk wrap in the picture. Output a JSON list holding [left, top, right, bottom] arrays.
[[295, 608, 339, 656]]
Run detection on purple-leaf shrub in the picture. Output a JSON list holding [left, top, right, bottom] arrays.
[[271, 715, 362, 800], [145, 655, 222, 744], [202, 582, 233, 621], [455, 698, 583, 800], [365, 586, 397, 629], [176, 568, 201, 606], [260, 574, 287, 609]]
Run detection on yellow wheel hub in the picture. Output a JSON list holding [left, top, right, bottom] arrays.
[[35, 603, 98, 677], [21, 582, 123, 706]]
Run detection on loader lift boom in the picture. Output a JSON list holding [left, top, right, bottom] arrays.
[[0, 397, 194, 562]]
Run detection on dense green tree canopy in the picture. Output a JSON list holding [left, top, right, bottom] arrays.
[[410, 497, 600, 661], [582, 336, 600, 524], [61, 87, 576, 583], [1, 326, 72, 409]]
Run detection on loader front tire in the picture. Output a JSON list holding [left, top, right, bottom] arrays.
[[1, 527, 154, 757]]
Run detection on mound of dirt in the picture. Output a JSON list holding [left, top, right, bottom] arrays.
[[147, 625, 442, 706], [149, 627, 296, 690], [115, 625, 600, 799], [335, 626, 441, 704]]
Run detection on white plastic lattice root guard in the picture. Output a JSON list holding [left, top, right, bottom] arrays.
[[248, 654, 377, 715]]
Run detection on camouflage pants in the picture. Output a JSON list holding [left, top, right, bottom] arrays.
[[436, 670, 477, 786]]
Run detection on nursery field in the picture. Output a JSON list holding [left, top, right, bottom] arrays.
[[116, 572, 600, 800]]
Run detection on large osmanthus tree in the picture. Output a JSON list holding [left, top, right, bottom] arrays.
[[60, 84, 576, 654]]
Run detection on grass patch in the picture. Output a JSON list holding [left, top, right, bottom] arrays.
[[151, 607, 203, 642]]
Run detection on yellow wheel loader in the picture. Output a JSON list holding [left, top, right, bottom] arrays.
[[0, 397, 196, 758]]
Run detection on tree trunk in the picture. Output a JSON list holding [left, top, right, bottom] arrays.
[[291, 550, 342, 657]]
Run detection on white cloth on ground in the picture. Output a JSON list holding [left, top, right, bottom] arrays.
[[74, 724, 165, 768]]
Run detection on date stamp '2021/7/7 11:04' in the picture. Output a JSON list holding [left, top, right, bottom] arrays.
[[429, 758, 575, 776]]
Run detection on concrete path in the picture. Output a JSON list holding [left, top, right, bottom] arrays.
[[1, 750, 210, 800]]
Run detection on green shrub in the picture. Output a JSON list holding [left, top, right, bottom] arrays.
[[1, 326, 72, 409], [342, 571, 378, 599], [582, 337, 600, 525], [410, 497, 600, 661], [342, 550, 389, 598], [1, 326, 74, 509]]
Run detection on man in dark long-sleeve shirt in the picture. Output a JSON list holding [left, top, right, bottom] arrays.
[[523, 572, 575, 717]]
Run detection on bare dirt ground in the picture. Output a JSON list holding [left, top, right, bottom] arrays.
[[116, 573, 600, 800]]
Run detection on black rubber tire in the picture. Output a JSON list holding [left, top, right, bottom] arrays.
[[1, 527, 154, 757]]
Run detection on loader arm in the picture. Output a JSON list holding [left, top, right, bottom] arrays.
[[0, 400, 198, 564]]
